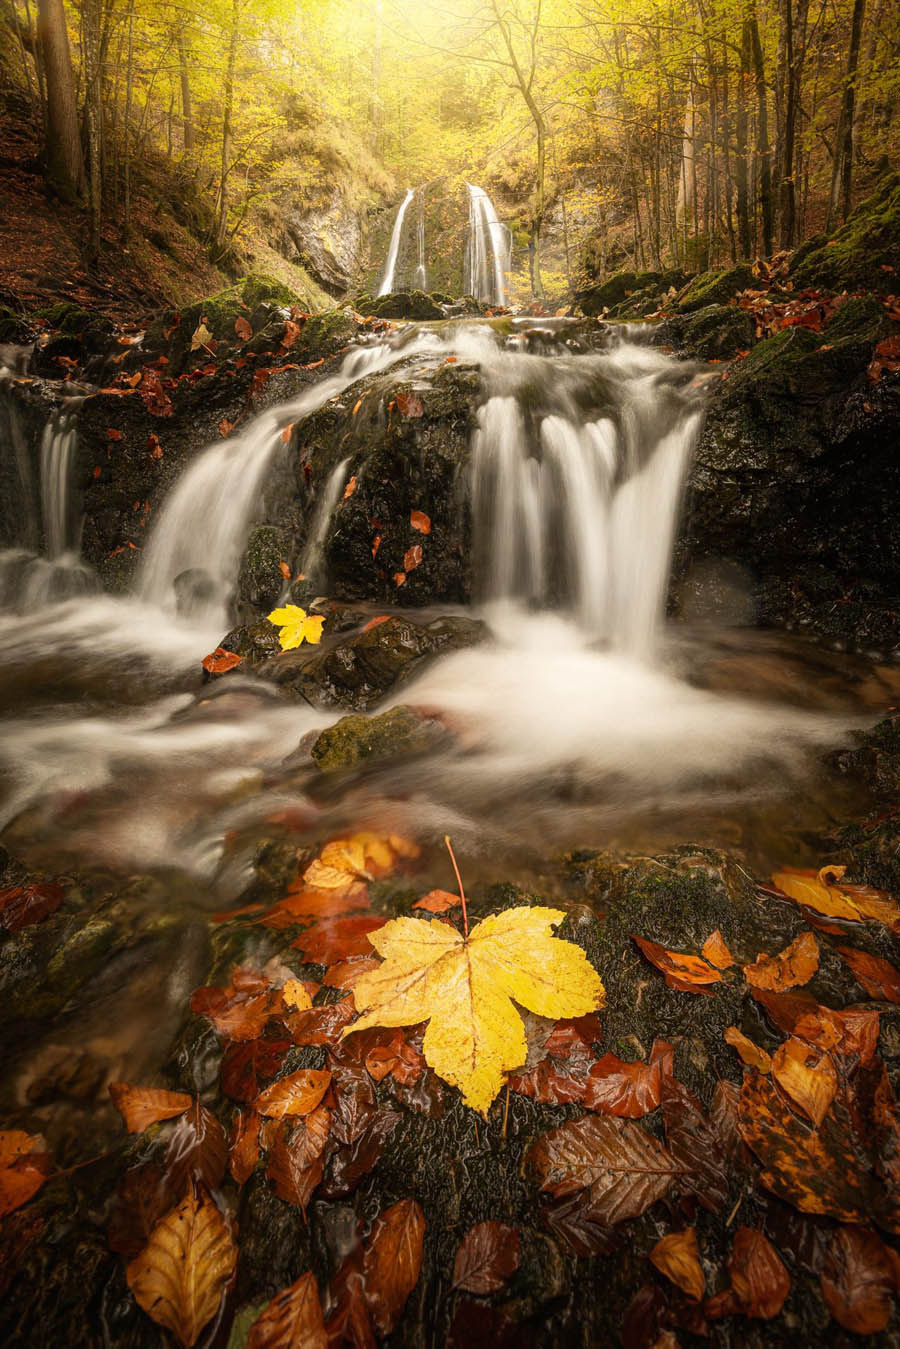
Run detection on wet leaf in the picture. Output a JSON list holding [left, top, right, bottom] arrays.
[[751, 988, 880, 1063], [702, 930, 735, 969], [529, 1114, 681, 1222], [772, 867, 900, 929], [255, 1068, 331, 1118], [583, 1038, 673, 1117], [836, 946, 900, 1003], [234, 317, 252, 342], [771, 1036, 837, 1126], [507, 1052, 593, 1105], [293, 915, 385, 964], [190, 321, 214, 352], [661, 1076, 730, 1214], [190, 980, 281, 1041], [821, 1226, 896, 1333], [738, 1070, 870, 1223], [743, 931, 819, 991], [281, 320, 301, 348], [229, 1109, 261, 1185], [633, 936, 722, 994], [163, 1100, 227, 1195], [343, 475, 358, 500], [220, 1039, 290, 1103], [267, 604, 324, 651], [201, 647, 242, 675], [452, 1220, 520, 1294], [249, 1270, 327, 1348], [281, 979, 312, 1011], [266, 1106, 331, 1210], [362, 1198, 425, 1336], [0, 881, 64, 932], [706, 1227, 790, 1320], [724, 1026, 772, 1072], [410, 510, 431, 534], [412, 888, 460, 913], [126, 1190, 236, 1347], [0, 1132, 52, 1219], [540, 1190, 617, 1258], [109, 1083, 192, 1133], [324, 958, 381, 990], [650, 1228, 705, 1300], [345, 907, 604, 1114], [403, 544, 423, 572], [395, 391, 423, 418]]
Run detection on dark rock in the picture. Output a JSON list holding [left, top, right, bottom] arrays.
[[220, 617, 283, 665], [310, 704, 447, 773], [790, 172, 900, 293], [0, 304, 34, 344], [236, 525, 290, 618], [658, 303, 756, 361], [577, 270, 690, 317], [360, 291, 445, 321], [253, 613, 487, 711]]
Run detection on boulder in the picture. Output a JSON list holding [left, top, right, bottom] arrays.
[[790, 172, 900, 293], [309, 704, 448, 773], [673, 264, 754, 314]]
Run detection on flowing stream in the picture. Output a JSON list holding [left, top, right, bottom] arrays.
[[0, 319, 879, 892]]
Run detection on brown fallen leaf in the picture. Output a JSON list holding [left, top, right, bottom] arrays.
[[0, 1132, 52, 1219], [403, 544, 423, 573], [821, 1225, 897, 1334], [410, 510, 431, 535], [452, 1220, 520, 1294], [164, 1100, 227, 1195], [702, 929, 735, 969], [109, 1083, 192, 1133], [343, 475, 358, 501], [633, 935, 723, 994], [724, 1026, 772, 1072], [323, 958, 381, 990], [0, 881, 65, 933], [234, 317, 252, 342], [229, 1109, 261, 1185], [743, 931, 819, 991], [201, 647, 242, 675], [751, 988, 880, 1063], [126, 1190, 236, 1347], [706, 1226, 790, 1320], [412, 888, 460, 914], [256, 1068, 331, 1118], [267, 1106, 331, 1210], [528, 1114, 681, 1223], [771, 1036, 837, 1127], [650, 1227, 705, 1300], [583, 1038, 673, 1117], [362, 1198, 425, 1335], [249, 1270, 327, 1348], [395, 391, 423, 418], [293, 916, 385, 964], [661, 1076, 731, 1214], [836, 946, 900, 1003], [772, 868, 900, 929]]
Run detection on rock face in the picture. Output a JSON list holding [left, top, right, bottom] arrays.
[[282, 192, 367, 297], [789, 172, 900, 293]]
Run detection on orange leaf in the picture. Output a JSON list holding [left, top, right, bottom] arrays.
[[650, 1228, 706, 1300], [395, 391, 423, 418], [255, 1069, 331, 1119], [343, 475, 357, 500], [278, 560, 291, 580], [394, 572, 406, 587], [702, 929, 735, 969], [412, 889, 460, 913], [362, 615, 390, 632], [218, 418, 234, 438], [707, 1227, 790, 1320], [410, 510, 431, 535], [743, 931, 819, 992], [324, 957, 380, 989], [0, 1132, 52, 1218], [836, 946, 900, 1003], [724, 1026, 772, 1073], [633, 935, 723, 994], [771, 1036, 837, 1127], [362, 1198, 425, 1336], [248, 1270, 327, 1348], [201, 647, 242, 675], [266, 1106, 330, 1209], [109, 1083, 192, 1133], [229, 1109, 261, 1185], [821, 1226, 897, 1334], [281, 423, 294, 443], [403, 544, 423, 572], [583, 1038, 673, 1117], [235, 317, 252, 341]]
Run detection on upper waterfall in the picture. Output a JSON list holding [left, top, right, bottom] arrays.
[[465, 183, 510, 307], [377, 188, 415, 296]]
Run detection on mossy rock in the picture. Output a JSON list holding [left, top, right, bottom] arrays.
[[824, 293, 897, 345], [790, 172, 900, 292], [366, 291, 445, 321], [674, 264, 754, 314], [675, 304, 756, 360], [236, 525, 290, 614], [310, 704, 446, 773], [220, 617, 283, 666], [296, 307, 359, 361], [31, 302, 114, 352], [0, 305, 34, 344]]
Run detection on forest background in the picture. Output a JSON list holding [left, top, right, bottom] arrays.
[[1, 0, 899, 309]]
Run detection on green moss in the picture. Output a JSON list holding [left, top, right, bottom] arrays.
[[675, 264, 754, 314], [0, 306, 33, 343], [311, 705, 441, 773], [790, 172, 900, 292], [681, 304, 755, 360], [824, 293, 896, 345]]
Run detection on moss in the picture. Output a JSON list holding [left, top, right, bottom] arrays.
[[680, 304, 755, 360], [790, 172, 900, 292], [824, 293, 896, 345], [237, 525, 290, 613], [0, 305, 33, 343], [310, 705, 442, 773], [298, 307, 358, 360], [675, 264, 754, 314]]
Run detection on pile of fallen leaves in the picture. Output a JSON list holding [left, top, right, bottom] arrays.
[[5, 843, 900, 1344]]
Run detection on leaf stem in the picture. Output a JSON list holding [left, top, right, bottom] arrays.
[[444, 834, 468, 937]]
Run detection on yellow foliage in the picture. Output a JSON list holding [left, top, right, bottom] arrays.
[[267, 604, 325, 651]]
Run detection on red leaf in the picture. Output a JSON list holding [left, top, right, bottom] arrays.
[[202, 647, 242, 674], [292, 915, 385, 963], [266, 1106, 330, 1210], [281, 320, 301, 349], [633, 935, 723, 993], [0, 881, 64, 933], [147, 433, 163, 459], [220, 1038, 290, 1103], [162, 1099, 227, 1194], [583, 1038, 674, 1117], [410, 510, 431, 534], [395, 391, 423, 418], [229, 1109, 262, 1185], [235, 317, 252, 342], [286, 1001, 357, 1045], [412, 889, 459, 913], [362, 1198, 425, 1335], [403, 544, 423, 573], [452, 1221, 520, 1293], [706, 1227, 790, 1320]]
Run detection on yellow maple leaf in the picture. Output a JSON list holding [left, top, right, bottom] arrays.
[[267, 604, 325, 651], [343, 907, 605, 1115]]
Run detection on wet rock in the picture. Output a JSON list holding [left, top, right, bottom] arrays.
[[0, 305, 35, 344], [577, 270, 691, 317], [253, 613, 487, 711], [220, 617, 283, 665], [173, 567, 217, 618], [659, 303, 756, 361], [356, 290, 445, 321], [790, 171, 900, 293], [236, 525, 291, 618], [310, 704, 447, 773]]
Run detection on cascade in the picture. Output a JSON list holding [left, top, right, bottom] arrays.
[[377, 188, 414, 296], [40, 414, 80, 559], [464, 183, 510, 306], [414, 189, 427, 290]]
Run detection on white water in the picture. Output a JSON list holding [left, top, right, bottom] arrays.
[[377, 188, 414, 296], [465, 183, 510, 306], [414, 189, 427, 291], [40, 414, 80, 559], [138, 341, 415, 627], [300, 456, 351, 584]]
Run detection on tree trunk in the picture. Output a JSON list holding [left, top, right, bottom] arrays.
[[748, 0, 774, 256], [36, 0, 84, 199], [736, 20, 752, 258], [215, 0, 239, 252], [827, 0, 866, 229], [177, 26, 195, 154]]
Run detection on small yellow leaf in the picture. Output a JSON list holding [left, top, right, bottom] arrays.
[[282, 979, 313, 1011], [344, 907, 605, 1116], [267, 605, 325, 651]]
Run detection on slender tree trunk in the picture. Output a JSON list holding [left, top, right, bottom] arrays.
[[36, 0, 84, 199], [736, 18, 752, 256], [123, 0, 134, 234], [827, 0, 866, 228], [748, 0, 774, 255], [721, 35, 737, 261], [177, 26, 195, 153], [215, 0, 239, 252]]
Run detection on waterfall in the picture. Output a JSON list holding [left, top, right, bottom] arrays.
[[40, 414, 80, 559], [465, 184, 510, 307], [470, 334, 706, 656], [377, 189, 414, 296], [414, 190, 427, 291], [300, 456, 351, 584], [138, 340, 421, 625]]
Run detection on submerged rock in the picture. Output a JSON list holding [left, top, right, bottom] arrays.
[[310, 704, 448, 773]]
